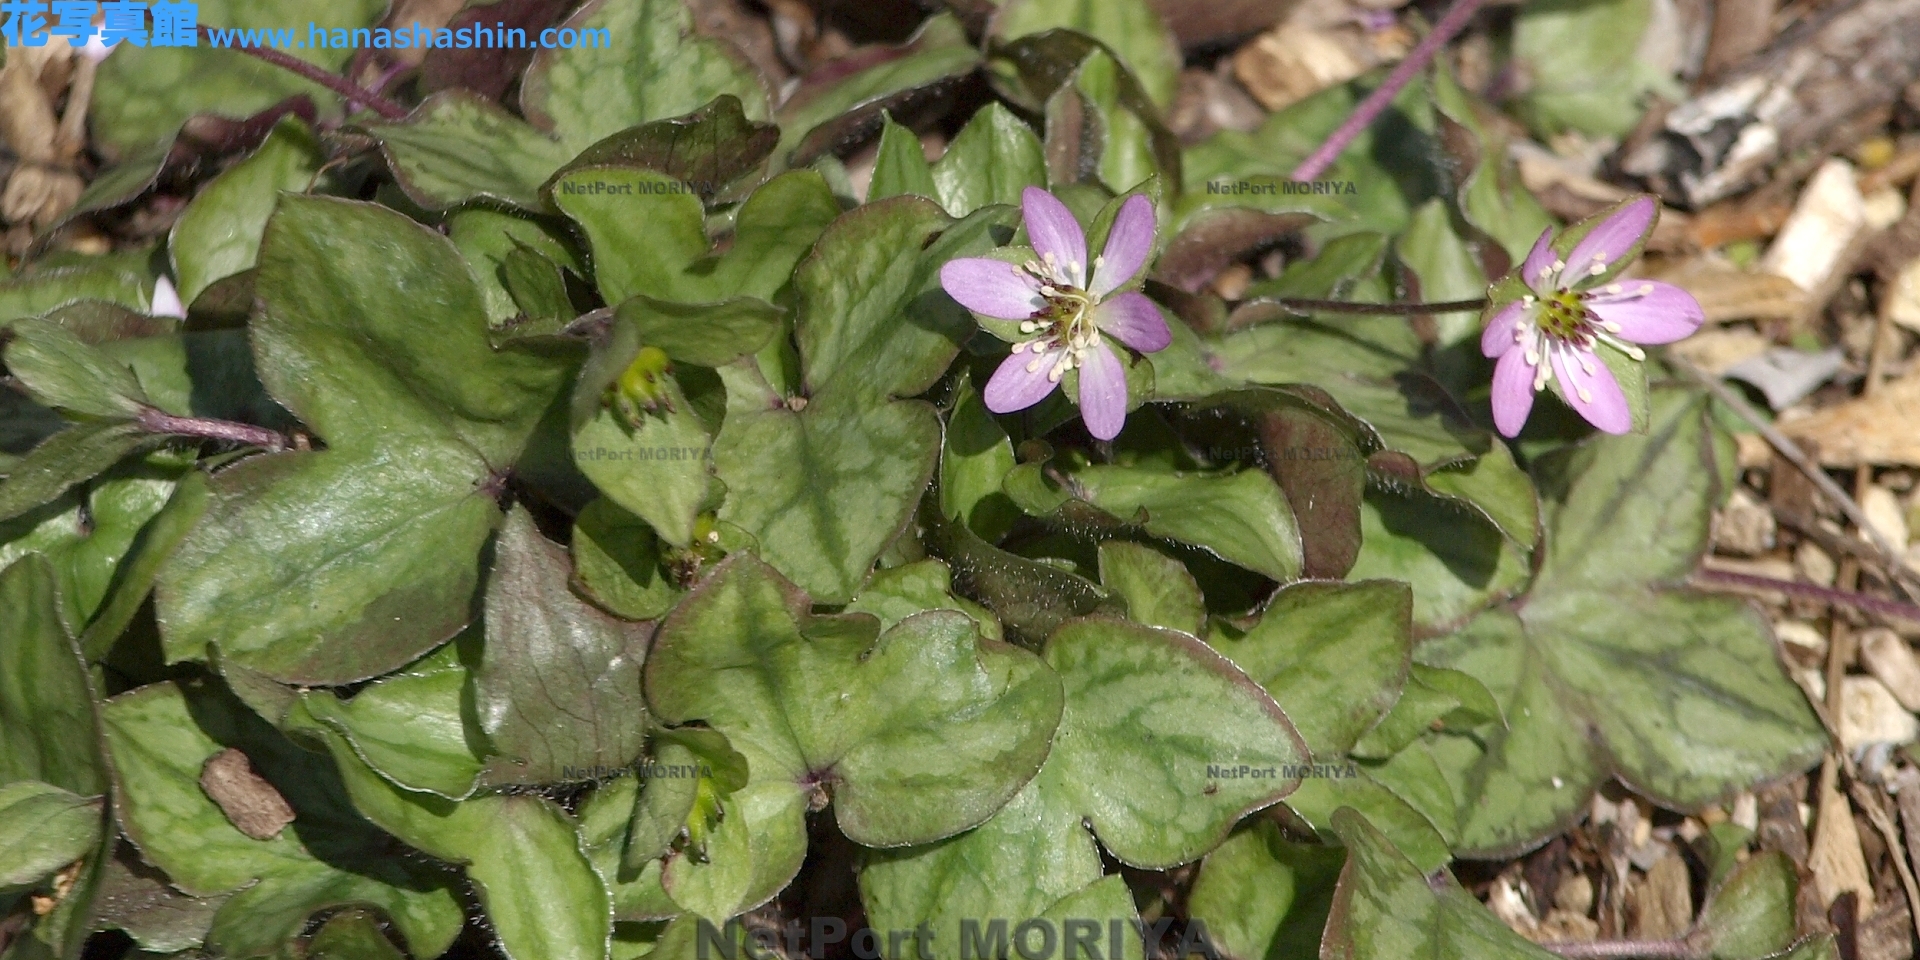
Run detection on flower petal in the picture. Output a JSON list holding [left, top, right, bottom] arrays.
[[1480, 300, 1530, 359], [1076, 341, 1128, 440], [1093, 291, 1171, 353], [1490, 348, 1538, 438], [1089, 194, 1155, 296], [150, 276, 185, 319], [1521, 228, 1557, 295], [983, 348, 1066, 414], [1022, 187, 1089, 287], [1550, 343, 1631, 434], [940, 258, 1044, 320], [1563, 196, 1655, 284], [1584, 280, 1703, 345]]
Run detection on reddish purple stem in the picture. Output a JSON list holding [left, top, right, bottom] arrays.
[[137, 407, 291, 451], [1290, 0, 1489, 182], [195, 26, 408, 121]]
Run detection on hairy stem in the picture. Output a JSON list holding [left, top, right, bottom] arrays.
[[1539, 940, 1695, 960], [1694, 568, 1920, 624], [1290, 0, 1489, 182], [195, 26, 408, 121], [1252, 296, 1490, 315], [137, 407, 291, 451]]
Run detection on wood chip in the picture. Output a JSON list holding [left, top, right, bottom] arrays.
[[1862, 628, 1920, 711], [1780, 374, 1920, 467], [1761, 159, 1868, 296], [1862, 486, 1912, 551], [1631, 853, 1695, 937], [1714, 487, 1778, 555], [1839, 676, 1919, 749], [1668, 327, 1775, 374], [1812, 764, 1879, 915], [199, 748, 296, 841]]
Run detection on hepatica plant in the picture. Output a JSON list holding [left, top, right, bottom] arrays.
[[0, 4, 1821, 960], [942, 188, 1171, 439]]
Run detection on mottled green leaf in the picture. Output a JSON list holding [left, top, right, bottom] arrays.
[[1696, 852, 1796, 960], [1418, 394, 1823, 856], [1211, 581, 1411, 756], [299, 643, 484, 801], [1188, 820, 1346, 960], [1041, 616, 1306, 867], [521, 0, 770, 155], [1097, 541, 1203, 636], [4, 319, 149, 419], [1070, 464, 1303, 581], [170, 117, 321, 305], [870, 116, 937, 203], [248, 196, 573, 461], [572, 499, 682, 621], [846, 559, 1003, 641], [712, 390, 940, 604], [0, 556, 104, 796], [1323, 808, 1559, 960], [645, 555, 1064, 846], [475, 508, 652, 786], [0, 781, 101, 887], [931, 103, 1047, 217], [102, 682, 464, 959], [559, 168, 840, 307], [995, 0, 1181, 107], [0, 423, 155, 524], [296, 713, 612, 960], [156, 449, 499, 685], [89, 0, 385, 152]]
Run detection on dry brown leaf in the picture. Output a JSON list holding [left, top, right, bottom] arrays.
[[1780, 374, 1920, 467], [199, 748, 296, 841], [1667, 327, 1774, 374], [1232, 23, 1373, 112], [1811, 764, 1878, 915], [1650, 259, 1808, 322]]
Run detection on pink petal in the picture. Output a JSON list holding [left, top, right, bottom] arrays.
[[1076, 341, 1128, 440], [1480, 300, 1529, 359], [1089, 194, 1155, 296], [1021, 187, 1089, 287], [1550, 344, 1631, 434], [1093, 291, 1171, 353], [1490, 348, 1538, 438], [983, 348, 1066, 414], [940, 258, 1044, 320], [1563, 197, 1655, 284], [150, 276, 185, 318], [1583, 280, 1703, 345], [1521, 229, 1557, 295]]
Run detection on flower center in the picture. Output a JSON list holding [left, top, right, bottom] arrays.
[[1536, 290, 1590, 340], [1008, 254, 1105, 383]]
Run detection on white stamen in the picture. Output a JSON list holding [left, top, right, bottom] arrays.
[[1606, 283, 1623, 294], [1640, 284, 1654, 294], [1026, 357, 1044, 373], [1576, 385, 1592, 402]]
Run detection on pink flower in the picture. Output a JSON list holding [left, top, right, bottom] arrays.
[[1481, 197, 1703, 437], [939, 187, 1170, 441], [150, 276, 185, 319]]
